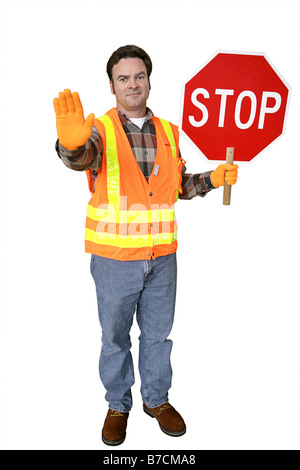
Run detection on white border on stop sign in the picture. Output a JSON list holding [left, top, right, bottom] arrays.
[[178, 49, 291, 164]]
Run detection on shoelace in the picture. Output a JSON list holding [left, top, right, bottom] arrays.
[[110, 410, 126, 417], [158, 403, 172, 414]]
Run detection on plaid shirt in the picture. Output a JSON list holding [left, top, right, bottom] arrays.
[[55, 108, 214, 199]]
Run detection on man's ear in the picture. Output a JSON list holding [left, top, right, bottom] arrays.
[[109, 80, 115, 95]]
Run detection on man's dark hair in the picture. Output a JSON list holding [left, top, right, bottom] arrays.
[[107, 45, 152, 82]]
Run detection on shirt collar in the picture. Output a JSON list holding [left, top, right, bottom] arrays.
[[117, 108, 154, 125]]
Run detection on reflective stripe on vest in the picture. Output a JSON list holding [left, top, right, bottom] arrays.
[[86, 204, 175, 223], [159, 118, 177, 159], [100, 114, 120, 210], [85, 115, 178, 250], [159, 118, 183, 201], [85, 229, 177, 248]]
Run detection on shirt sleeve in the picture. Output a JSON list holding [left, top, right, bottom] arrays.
[[55, 125, 103, 171], [177, 147, 215, 199], [179, 165, 215, 200]]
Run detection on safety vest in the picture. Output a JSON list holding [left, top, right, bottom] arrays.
[[85, 108, 185, 261]]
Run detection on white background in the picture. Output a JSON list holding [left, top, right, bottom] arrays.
[[0, 0, 299, 451]]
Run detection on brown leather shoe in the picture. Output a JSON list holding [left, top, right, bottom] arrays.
[[143, 402, 186, 437], [102, 409, 129, 446]]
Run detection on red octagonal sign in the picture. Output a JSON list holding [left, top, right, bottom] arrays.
[[181, 52, 290, 162]]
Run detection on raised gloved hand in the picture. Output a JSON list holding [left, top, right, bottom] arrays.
[[53, 89, 95, 150], [211, 164, 238, 188]]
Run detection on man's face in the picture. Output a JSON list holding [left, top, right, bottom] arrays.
[[110, 57, 150, 117]]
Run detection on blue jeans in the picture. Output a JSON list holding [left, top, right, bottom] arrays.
[[90, 253, 177, 412]]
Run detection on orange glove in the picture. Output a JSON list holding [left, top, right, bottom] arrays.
[[211, 164, 238, 188], [53, 89, 95, 150]]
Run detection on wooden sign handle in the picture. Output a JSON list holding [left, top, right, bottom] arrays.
[[223, 147, 234, 205]]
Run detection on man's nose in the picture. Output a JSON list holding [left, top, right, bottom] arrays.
[[128, 77, 139, 87]]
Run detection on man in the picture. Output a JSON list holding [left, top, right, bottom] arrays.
[[53, 45, 238, 446]]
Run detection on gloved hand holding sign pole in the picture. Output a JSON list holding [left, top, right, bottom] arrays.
[[211, 147, 238, 205]]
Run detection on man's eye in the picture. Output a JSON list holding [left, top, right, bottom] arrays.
[[138, 75, 145, 80]]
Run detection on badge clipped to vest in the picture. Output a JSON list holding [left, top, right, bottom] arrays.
[[153, 164, 160, 176]]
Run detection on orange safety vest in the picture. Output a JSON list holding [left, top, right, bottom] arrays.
[[85, 108, 185, 261]]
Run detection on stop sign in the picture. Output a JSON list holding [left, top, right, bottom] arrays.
[[181, 52, 290, 162]]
